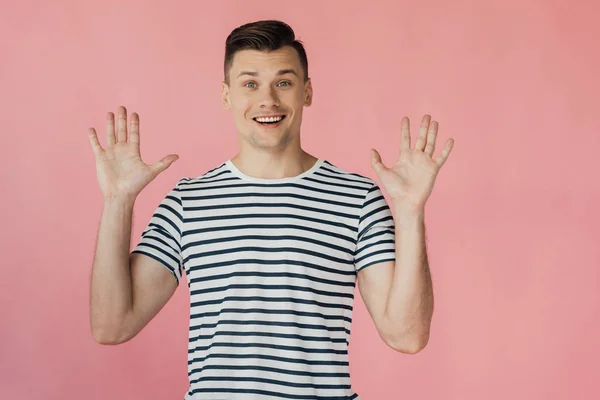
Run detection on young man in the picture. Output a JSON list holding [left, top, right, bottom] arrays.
[[88, 20, 453, 400]]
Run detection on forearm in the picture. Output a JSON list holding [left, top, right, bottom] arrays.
[[89, 197, 136, 341], [384, 202, 434, 350]]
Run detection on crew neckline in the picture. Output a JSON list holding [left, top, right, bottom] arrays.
[[225, 158, 325, 184]]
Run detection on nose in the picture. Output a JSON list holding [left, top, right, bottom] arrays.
[[258, 85, 280, 108]]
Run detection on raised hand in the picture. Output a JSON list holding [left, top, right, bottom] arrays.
[[371, 115, 454, 211], [88, 106, 179, 201]]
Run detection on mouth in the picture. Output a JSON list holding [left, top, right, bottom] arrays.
[[252, 114, 286, 128]]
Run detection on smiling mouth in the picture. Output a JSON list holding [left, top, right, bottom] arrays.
[[253, 115, 286, 125]]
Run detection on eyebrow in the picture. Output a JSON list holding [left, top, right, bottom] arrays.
[[237, 69, 298, 79]]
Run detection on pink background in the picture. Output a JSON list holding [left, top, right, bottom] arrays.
[[1, 0, 599, 399]]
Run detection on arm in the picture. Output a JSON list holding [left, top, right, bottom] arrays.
[[89, 196, 177, 345], [359, 114, 453, 354], [87, 106, 180, 345], [357, 205, 432, 354]]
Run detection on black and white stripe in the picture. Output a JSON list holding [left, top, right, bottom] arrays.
[[132, 159, 396, 399]]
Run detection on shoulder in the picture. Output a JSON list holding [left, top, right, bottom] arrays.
[[319, 160, 377, 189], [176, 161, 233, 188]]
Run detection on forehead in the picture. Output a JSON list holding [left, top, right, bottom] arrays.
[[230, 46, 302, 77]]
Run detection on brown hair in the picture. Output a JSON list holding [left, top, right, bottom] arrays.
[[224, 20, 309, 84]]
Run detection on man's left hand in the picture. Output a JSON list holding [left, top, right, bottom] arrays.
[[371, 114, 454, 212]]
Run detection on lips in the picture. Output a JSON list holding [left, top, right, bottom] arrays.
[[252, 114, 286, 126]]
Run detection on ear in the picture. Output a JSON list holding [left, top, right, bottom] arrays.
[[304, 78, 313, 107], [221, 81, 231, 110]]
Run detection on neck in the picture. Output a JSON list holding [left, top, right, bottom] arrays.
[[231, 148, 318, 180]]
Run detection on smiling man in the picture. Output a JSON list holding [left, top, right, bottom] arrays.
[[88, 20, 454, 400], [222, 31, 316, 174]]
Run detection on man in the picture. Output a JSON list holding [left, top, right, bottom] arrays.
[[88, 20, 453, 400]]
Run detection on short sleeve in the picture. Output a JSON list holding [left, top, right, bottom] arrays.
[[354, 183, 396, 272], [131, 180, 184, 284]]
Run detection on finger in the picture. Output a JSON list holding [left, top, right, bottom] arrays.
[[400, 116, 411, 151], [434, 138, 454, 168], [415, 114, 430, 151], [371, 148, 388, 176], [106, 112, 116, 146], [424, 120, 438, 157], [117, 106, 128, 143], [88, 128, 104, 156], [150, 154, 180, 176], [129, 112, 140, 145]]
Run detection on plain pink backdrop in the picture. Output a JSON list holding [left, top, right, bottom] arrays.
[[1, 0, 599, 399]]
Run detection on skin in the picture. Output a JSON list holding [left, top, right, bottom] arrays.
[[88, 109, 179, 345], [221, 46, 317, 179], [86, 46, 317, 345], [87, 44, 455, 355], [359, 116, 454, 354]]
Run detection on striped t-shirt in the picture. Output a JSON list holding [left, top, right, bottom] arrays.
[[132, 158, 396, 400]]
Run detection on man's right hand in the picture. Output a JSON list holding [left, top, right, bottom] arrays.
[[88, 106, 180, 345], [88, 106, 179, 201]]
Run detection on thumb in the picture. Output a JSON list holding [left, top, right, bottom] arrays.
[[370, 149, 387, 176], [150, 154, 179, 175]]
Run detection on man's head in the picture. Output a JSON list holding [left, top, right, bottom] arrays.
[[221, 20, 313, 152]]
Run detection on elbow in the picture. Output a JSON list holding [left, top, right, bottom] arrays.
[[92, 331, 124, 345], [382, 331, 430, 354], [92, 327, 126, 345], [389, 337, 428, 354], [91, 320, 134, 345]]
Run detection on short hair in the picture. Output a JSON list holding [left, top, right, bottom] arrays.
[[224, 20, 309, 84]]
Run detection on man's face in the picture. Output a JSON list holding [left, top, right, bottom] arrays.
[[221, 46, 312, 151]]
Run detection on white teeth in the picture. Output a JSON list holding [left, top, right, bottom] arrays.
[[255, 116, 283, 123]]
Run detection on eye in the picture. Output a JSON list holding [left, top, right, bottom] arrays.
[[278, 81, 291, 87], [244, 81, 257, 88]]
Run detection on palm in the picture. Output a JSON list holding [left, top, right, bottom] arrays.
[[95, 143, 155, 199], [371, 115, 454, 209], [88, 107, 179, 200]]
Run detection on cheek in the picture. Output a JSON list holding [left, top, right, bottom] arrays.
[[231, 98, 251, 118], [228, 89, 245, 104], [293, 89, 307, 105], [287, 92, 306, 115]]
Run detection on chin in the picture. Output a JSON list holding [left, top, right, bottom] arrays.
[[247, 129, 292, 150]]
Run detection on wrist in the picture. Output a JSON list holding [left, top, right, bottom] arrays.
[[392, 199, 425, 216], [103, 194, 136, 208]]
